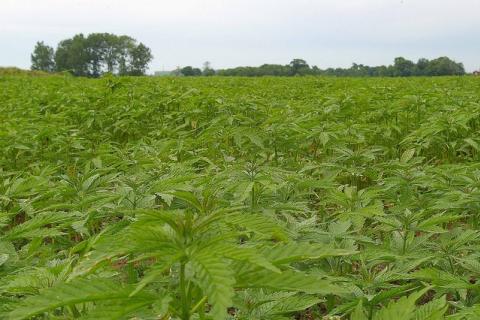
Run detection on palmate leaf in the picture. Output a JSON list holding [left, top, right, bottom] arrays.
[[133, 209, 180, 231], [373, 288, 421, 320], [0, 253, 8, 266], [240, 291, 321, 319], [0, 241, 17, 267], [218, 244, 281, 273], [330, 284, 420, 317], [189, 249, 235, 320], [78, 295, 171, 320], [68, 223, 133, 279], [236, 269, 348, 296], [261, 242, 356, 265], [416, 214, 462, 232], [171, 190, 204, 212], [411, 268, 474, 290], [130, 255, 181, 297], [7, 278, 156, 320], [369, 283, 420, 305], [413, 295, 448, 320], [270, 294, 322, 314], [459, 256, 480, 274], [370, 289, 447, 320], [351, 300, 368, 320], [70, 230, 178, 280], [78, 300, 153, 320], [2, 211, 71, 241], [400, 148, 416, 163], [224, 212, 289, 241], [1, 270, 45, 297], [448, 304, 480, 320]]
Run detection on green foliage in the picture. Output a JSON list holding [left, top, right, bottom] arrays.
[[1, 75, 480, 319], [34, 33, 153, 77], [216, 57, 466, 77], [180, 66, 202, 76], [0, 67, 54, 77], [30, 41, 55, 73], [351, 289, 447, 320]]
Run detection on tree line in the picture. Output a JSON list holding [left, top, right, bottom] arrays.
[[31, 33, 153, 77], [31, 34, 466, 78], [167, 61, 215, 77], [174, 57, 466, 77]]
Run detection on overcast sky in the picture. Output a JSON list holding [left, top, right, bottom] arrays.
[[1, 0, 479, 72]]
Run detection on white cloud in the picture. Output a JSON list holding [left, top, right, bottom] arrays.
[[1, 0, 479, 71]]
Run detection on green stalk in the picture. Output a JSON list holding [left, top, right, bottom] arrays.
[[190, 296, 208, 315], [179, 262, 190, 320], [402, 230, 408, 255], [251, 183, 255, 210], [448, 256, 455, 274]]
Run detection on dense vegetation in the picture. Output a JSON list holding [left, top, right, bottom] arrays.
[[175, 57, 467, 77], [214, 57, 466, 77], [0, 67, 55, 77], [31, 34, 466, 79], [31, 33, 153, 77], [1, 75, 480, 319]]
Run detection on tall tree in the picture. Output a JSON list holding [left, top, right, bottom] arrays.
[[415, 58, 430, 76], [426, 57, 465, 76], [202, 61, 215, 76], [393, 57, 415, 77], [54, 34, 90, 76], [31, 41, 55, 72], [180, 66, 202, 76], [127, 43, 153, 76], [289, 58, 309, 75], [50, 33, 152, 77]]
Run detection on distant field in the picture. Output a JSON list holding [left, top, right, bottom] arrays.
[[1, 75, 480, 319]]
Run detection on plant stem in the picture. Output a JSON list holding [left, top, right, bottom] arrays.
[[179, 262, 190, 320], [402, 230, 408, 255], [190, 296, 208, 314]]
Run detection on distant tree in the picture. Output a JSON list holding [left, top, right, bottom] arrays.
[[215, 56, 466, 78], [181, 66, 202, 76], [54, 34, 90, 76], [311, 65, 321, 75], [349, 63, 369, 77], [202, 61, 215, 76], [108, 35, 133, 73], [49, 33, 152, 77], [180, 66, 194, 76], [415, 58, 430, 76], [193, 68, 202, 76], [393, 57, 416, 77], [378, 65, 392, 77], [289, 58, 310, 75], [426, 57, 465, 76], [127, 43, 153, 76], [84, 33, 105, 76], [258, 64, 291, 76], [84, 33, 135, 76], [31, 41, 55, 72]]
